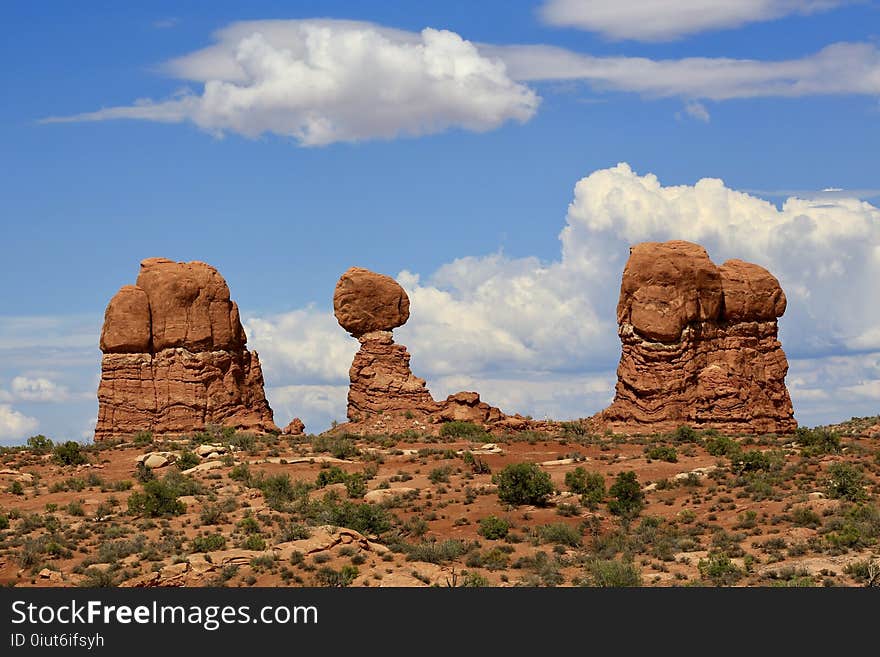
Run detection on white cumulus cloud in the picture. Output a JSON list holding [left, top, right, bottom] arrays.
[[0, 404, 39, 441], [11, 376, 70, 402], [247, 163, 880, 431], [43, 20, 538, 146], [538, 0, 850, 41]]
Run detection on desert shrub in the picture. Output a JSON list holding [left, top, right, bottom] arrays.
[[826, 463, 867, 502], [462, 451, 491, 474], [53, 441, 87, 466], [161, 470, 203, 497], [644, 445, 678, 463], [730, 449, 779, 475], [439, 421, 487, 438], [229, 463, 252, 484], [790, 506, 822, 528], [227, 432, 256, 452], [478, 515, 510, 540], [315, 565, 359, 587], [257, 474, 299, 511], [78, 567, 118, 588], [135, 462, 155, 483], [191, 534, 226, 552], [461, 571, 490, 587], [824, 504, 880, 550], [404, 539, 470, 564], [199, 503, 225, 526], [176, 450, 200, 471], [533, 522, 582, 547], [564, 467, 589, 494], [279, 523, 311, 542], [132, 430, 153, 446], [242, 535, 266, 551], [344, 474, 366, 499], [705, 435, 741, 457], [0, 513, 8, 530], [311, 435, 359, 459], [428, 465, 453, 484], [9, 481, 24, 496], [65, 501, 85, 517], [495, 462, 553, 506], [796, 427, 841, 456], [608, 471, 644, 518], [316, 467, 349, 488], [672, 425, 700, 443], [127, 480, 185, 517], [581, 559, 642, 587], [698, 552, 743, 586], [26, 434, 54, 453]]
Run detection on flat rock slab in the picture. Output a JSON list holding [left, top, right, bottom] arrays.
[[364, 487, 419, 504]]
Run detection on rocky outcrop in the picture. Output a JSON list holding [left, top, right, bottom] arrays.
[[596, 241, 796, 435], [95, 258, 279, 441], [333, 267, 514, 433], [282, 418, 306, 436]]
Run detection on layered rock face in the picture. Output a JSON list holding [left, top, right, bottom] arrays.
[[95, 258, 279, 441], [597, 241, 796, 435], [333, 267, 509, 431]]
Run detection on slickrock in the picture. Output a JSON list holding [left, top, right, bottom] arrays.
[[595, 241, 796, 435], [95, 258, 279, 440]]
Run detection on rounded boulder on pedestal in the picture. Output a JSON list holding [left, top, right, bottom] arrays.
[[100, 285, 152, 353], [617, 240, 723, 343], [333, 267, 410, 337], [719, 259, 786, 322]]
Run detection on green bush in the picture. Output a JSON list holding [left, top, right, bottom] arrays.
[[176, 450, 200, 471], [316, 466, 349, 488], [243, 535, 266, 551], [135, 462, 155, 483], [53, 441, 87, 466], [796, 427, 841, 456], [191, 534, 226, 552], [478, 515, 510, 540], [582, 559, 642, 587], [257, 474, 300, 511], [230, 463, 252, 484], [127, 480, 185, 517], [495, 462, 553, 506], [344, 474, 366, 499], [132, 430, 153, 446], [533, 522, 582, 547], [9, 481, 24, 496], [608, 471, 644, 517], [826, 463, 867, 502], [705, 435, 741, 457], [0, 513, 8, 530], [698, 552, 743, 586], [462, 451, 491, 474], [311, 435, 359, 459], [315, 565, 359, 587], [644, 445, 678, 463], [403, 539, 470, 564], [26, 434, 54, 453], [428, 465, 453, 484], [439, 421, 487, 438], [672, 425, 700, 443], [730, 449, 777, 475]]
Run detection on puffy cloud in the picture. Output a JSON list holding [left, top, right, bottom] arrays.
[[682, 101, 710, 122], [489, 41, 880, 100], [538, 0, 849, 41], [0, 404, 39, 441], [44, 20, 538, 146], [247, 163, 880, 431], [267, 384, 349, 433], [11, 376, 70, 402]]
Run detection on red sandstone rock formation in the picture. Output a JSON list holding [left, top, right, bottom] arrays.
[[332, 267, 512, 433], [595, 241, 796, 435], [95, 258, 279, 440]]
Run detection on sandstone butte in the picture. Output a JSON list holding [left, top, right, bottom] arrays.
[[333, 267, 540, 434], [593, 240, 797, 435], [94, 258, 280, 441]]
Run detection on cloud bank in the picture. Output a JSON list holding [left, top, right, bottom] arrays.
[[538, 0, 850, 41], [245, 163, 880, 431], [43, 20, 538, 146], [44, 19, 880, 145]]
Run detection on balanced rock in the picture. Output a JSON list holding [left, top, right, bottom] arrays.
[[333, 267, 509, 433], [334, 267, 410, 337], [95, 258, 279, 440], [282, 418, 306, 436], [596, 241, 796, 435]]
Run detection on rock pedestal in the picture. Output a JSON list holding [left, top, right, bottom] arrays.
[[95, 258, 279, 440], [596, 241, 796, 435]]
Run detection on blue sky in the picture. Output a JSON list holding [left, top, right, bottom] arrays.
[[2, 1, 880, 443]]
